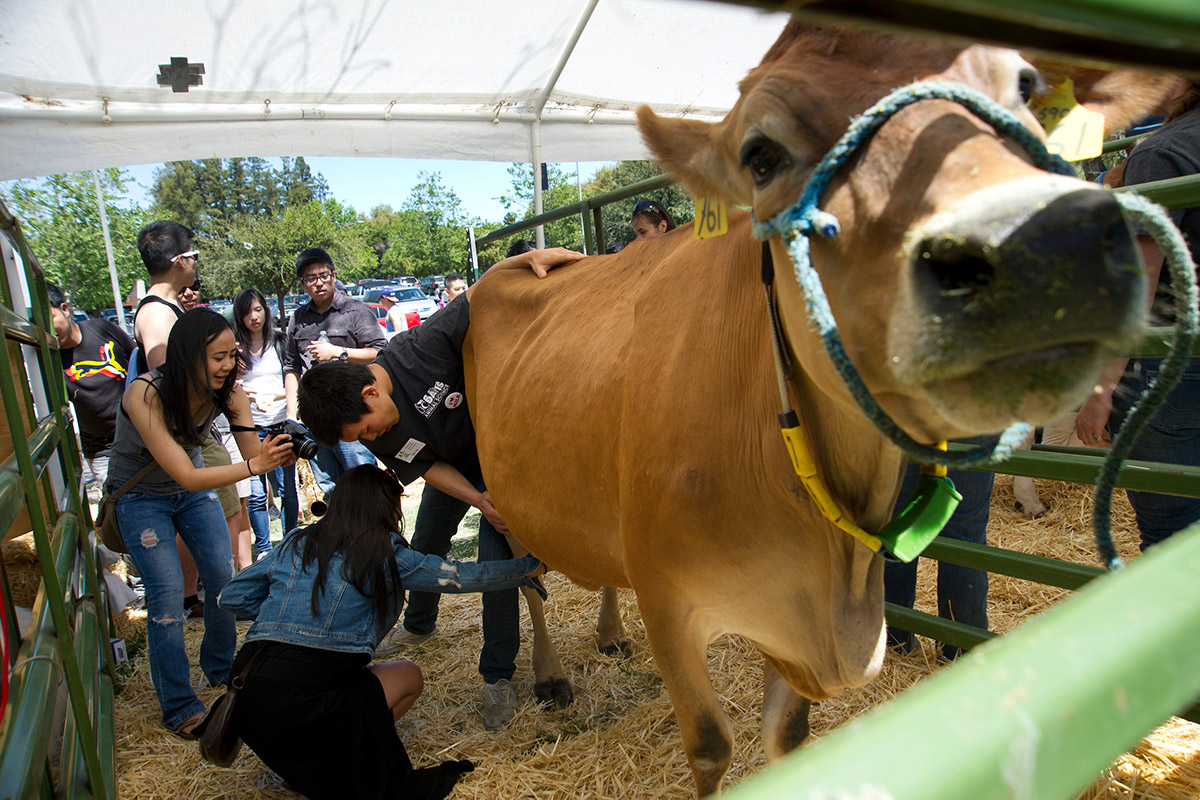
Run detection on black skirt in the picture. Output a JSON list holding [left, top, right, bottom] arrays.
[[230, 640, 473, 800]]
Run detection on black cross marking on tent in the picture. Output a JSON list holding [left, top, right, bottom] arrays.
[[156, 57, 205, 93]]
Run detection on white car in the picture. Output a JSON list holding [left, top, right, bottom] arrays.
[[366, 286, 439, 320]]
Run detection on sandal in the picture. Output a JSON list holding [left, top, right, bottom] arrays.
[[169, 711, 206, 741]]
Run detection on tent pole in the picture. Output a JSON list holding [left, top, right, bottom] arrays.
[[91, 170, 124, 327], [532, 121, 545, 250], [529, 0, 601, 251]]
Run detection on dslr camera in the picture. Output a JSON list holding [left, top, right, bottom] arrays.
[[259, 419, 319, 460]]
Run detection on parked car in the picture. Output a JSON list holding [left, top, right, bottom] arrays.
[[367, 302, 422, 339], [392, 276, 419, 288], [72, 310, 89, 323], [353, 279, 393, 297], [419, 275, 445, 296], [364, 286, 438, 320]]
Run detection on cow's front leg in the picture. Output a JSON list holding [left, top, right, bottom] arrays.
[[596, 586, 631, 657], [639, 597, 733, 797], [520, 585, 573, 707], [507, 534, 573, 707], [762, 660, 812, 760]]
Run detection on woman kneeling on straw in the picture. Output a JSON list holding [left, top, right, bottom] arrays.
[[217, 465, 548, 800]]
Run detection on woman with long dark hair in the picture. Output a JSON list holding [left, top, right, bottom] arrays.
[[233, 288, 299, 556], [107, 308, 294, 737], [218, 465, 547, 799]]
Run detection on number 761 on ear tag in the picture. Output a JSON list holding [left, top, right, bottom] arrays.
[[694, 194, 728, 239]]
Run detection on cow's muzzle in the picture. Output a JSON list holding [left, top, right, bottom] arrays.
[[895, 178, 1145, 422]]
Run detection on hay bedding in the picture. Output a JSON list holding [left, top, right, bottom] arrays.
[[106, 477, 1200, 799]]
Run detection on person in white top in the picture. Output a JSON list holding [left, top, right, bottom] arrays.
[[234, 289, 299, 558], [380, 289, 415, 335]]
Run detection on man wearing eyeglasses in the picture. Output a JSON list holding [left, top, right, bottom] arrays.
[[284, 247, 387, 493]]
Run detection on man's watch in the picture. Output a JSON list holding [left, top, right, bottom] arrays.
[[338, 348, 349, 362]]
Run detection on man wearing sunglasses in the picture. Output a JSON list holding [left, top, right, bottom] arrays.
[[132, 221, 199, 376], [283, 247, 387, 493]]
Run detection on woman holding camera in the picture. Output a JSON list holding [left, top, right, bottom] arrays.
[[107, 309, 294, 737], [234, 288, 299, 557], [219, 465, 547, 799]]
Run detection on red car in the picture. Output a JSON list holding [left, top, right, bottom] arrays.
[[367, 303, 421, 338]]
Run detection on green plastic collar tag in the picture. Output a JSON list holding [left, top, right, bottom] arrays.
[[876, 474, 962, 563]]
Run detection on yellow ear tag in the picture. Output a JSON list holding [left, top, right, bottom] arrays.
[[1028, 78, 1105, 161], [694, 194, 729, 239]]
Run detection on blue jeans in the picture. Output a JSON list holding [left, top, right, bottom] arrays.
[[117, 489, 236, 729], [307, 441, 378, 495], [884, 435, 995, 658], [402, 483, 519, 683], [1110, 358, 1200, 550], [247, 430, 299, 557]]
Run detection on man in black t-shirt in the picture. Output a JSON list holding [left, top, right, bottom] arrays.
[[297, 247, 583, 730], [47, 282, 135, 488]]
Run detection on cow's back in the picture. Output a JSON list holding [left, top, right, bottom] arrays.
[[465, 213, 782, 587]]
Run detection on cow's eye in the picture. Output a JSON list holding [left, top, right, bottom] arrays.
[[1017, 69, 1043, 105], [740, 138, 788, 186]]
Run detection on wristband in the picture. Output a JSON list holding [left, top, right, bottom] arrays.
[[246, 460, 255, 478]]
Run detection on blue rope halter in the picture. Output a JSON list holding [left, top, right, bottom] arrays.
[[753, 80, 1198, 570]]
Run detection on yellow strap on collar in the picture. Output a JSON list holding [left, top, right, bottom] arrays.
[[779, 423, 884, 553]]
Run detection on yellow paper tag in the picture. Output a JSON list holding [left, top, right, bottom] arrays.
[[694, 194, 728, 239], [1028, 79, 1104, 161]]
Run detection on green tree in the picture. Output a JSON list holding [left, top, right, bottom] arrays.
[[1, 169, 150, 313], [498, 163, 584, 251], [218, 199, 371, 310], [584, 161, 694, 251]]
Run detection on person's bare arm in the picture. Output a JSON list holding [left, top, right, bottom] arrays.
[[134, 303, 179, 370], [124, 383, 292, 491], [465, 247, 586, 301], [422, 461, 511, 536], [284, 371, 300, 419]]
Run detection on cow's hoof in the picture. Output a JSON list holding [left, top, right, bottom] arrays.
[[1015, 501, 1047, 520], [534, 677, 574, 708], [599, 639, 633, 659]]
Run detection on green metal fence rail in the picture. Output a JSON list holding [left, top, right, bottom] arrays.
[[726, 0, 1200, 74], [0, 196, 116, 800], [726, 524, 1200, 800]]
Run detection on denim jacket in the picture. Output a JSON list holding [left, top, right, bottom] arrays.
[[219, 532, 543, 655]]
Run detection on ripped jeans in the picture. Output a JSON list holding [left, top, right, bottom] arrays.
[[118, 489, 236, 729]]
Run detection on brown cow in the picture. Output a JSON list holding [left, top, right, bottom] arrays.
[[467, 23, 1159, 795]]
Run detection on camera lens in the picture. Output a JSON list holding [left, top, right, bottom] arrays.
[[295, 438, 319, 460]]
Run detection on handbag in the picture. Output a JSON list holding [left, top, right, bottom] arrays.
[[196, 648, 265, 767], [95, 461, 158, 554]]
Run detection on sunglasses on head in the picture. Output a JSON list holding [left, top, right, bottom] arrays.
[[170, 249, 200, 264], [633, 200, 663, 215]]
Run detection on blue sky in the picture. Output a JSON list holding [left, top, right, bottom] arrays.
[[119, 156, 613, 223]]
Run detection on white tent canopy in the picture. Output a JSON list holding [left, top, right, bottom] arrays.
[[0, 0, 790, 180]]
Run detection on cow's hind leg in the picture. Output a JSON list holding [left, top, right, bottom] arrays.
[[596, 586, 631, 658], [762, 661, 812, 760], [520, 585, 574, 707], [640, 601, 733, 796]]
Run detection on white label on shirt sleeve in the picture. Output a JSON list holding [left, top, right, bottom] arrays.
[[395, 438, 426, 463]]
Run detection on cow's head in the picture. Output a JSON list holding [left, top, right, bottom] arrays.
[[639, 23, 1174, 443]]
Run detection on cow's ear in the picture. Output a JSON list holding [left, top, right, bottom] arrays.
[[1033, 61, 1186, 134], [637, 106, 752, 206]]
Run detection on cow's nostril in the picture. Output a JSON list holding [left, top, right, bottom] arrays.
[[923, 252, 995, 299]]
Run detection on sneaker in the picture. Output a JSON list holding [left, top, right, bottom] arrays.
[[482, 679, 518, 730], [375, 624, 437, 657]]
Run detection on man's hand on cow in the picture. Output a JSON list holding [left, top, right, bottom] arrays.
[[525, 247, 586, 278], [1075, 391, 1113, 447], [478, 490, 512, 536], [305, 340, 341, 363]]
